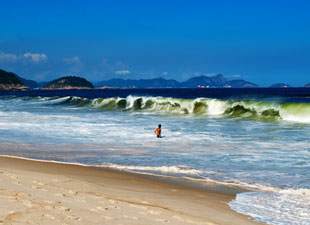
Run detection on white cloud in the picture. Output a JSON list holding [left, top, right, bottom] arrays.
[[0, 51, 18, 63], [0, 51, 47, 64], [63, 56, 82, 64], [162, 72, 168, 75], [115, 70, 131, 75], [24, 52, 47, 63]]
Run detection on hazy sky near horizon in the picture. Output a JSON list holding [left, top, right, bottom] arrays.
[[0, 0, 309, 86]]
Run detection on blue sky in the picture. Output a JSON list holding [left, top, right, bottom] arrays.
[[0, 0, 309, 86]]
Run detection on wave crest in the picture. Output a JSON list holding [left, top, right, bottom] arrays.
[[33, 95, 310, 123]]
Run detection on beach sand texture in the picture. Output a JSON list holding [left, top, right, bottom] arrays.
[[0, 156, 262, 225]]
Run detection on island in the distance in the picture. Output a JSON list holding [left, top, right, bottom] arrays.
[[269, 83, 291, 88], [42, 76, 94, 89]]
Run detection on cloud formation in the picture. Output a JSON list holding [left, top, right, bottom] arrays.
[[0, 51, 18, 63], [115, 70, 131, 75], [0, 51, 47, 64], [24, 53, 47, 63]]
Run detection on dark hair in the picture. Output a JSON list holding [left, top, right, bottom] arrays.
[[158, 124, 161, 128]]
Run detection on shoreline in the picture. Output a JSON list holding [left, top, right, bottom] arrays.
[[0, 154, 256, 194], [0, 155, 263, 225]]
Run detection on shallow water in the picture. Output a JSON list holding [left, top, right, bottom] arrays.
[[0, 92, 310, 225]]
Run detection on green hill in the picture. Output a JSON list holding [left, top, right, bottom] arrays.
[[0, 69, 28, 90], [43, 76, 94, 89], [0, 69, 23, 85]]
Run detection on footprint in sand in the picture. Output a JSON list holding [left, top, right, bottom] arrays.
[[43, 201, 55, 210], [173, 216, 195, 224], [31, 185, 48, 191], [96, 206, 109, 211], [32, 181, 48, 191], [44, 214, 56, 220], [44, 200, 54, 205], [53, 205, 71, 211], [66, 215, 81, 221], [67, 190, 78, 195], [22, 200, 33, 208], [5, 173, 21, 185], [13, 181, 21, 185], [33, 180, 45, 186], [62, 190, 78, 196], [147, 209, 162, 215], [101, 215, 113, 221], [107, 199, 116, 203], [10, 192, 24, 202], [5, 173, 17, 180]]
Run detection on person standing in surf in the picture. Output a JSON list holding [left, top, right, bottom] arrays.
[[154, 124, 162, 138]]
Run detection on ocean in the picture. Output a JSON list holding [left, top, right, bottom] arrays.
[[0, 88, 310, 225]]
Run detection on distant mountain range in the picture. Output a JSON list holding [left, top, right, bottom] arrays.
[[95, 74, 259, 88], [16, 75, 40, 88], [269, 83, 291, 88], [1, 68, 310, 89]]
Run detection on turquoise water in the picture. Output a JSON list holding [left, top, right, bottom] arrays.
[[0, 95, 310, 224]]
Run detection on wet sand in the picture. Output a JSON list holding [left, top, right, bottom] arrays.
[[0, 156, 263, 225]]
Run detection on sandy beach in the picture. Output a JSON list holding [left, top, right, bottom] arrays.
[[0, 156, 263, 225]]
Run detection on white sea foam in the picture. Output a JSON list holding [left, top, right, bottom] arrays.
[[206, 99, 226, 115], [101, 164, 203, 176], [229, 189, 310, 225], [280, 112, 310, 123]]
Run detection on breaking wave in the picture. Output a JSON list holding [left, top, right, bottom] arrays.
[[18, 95, 310, 123]]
